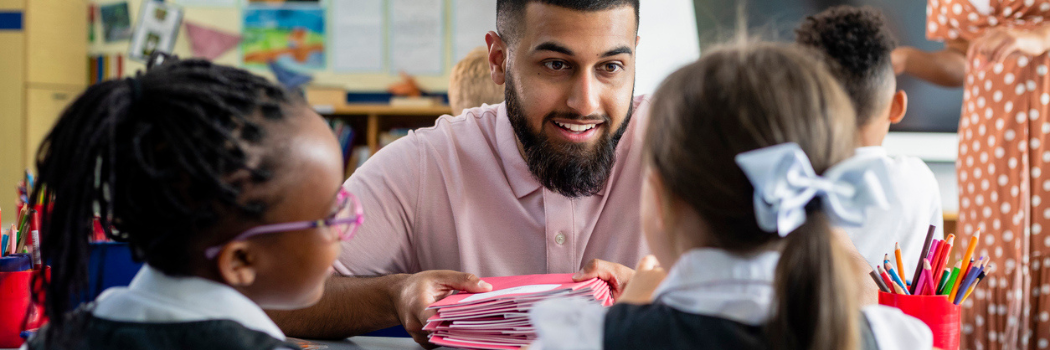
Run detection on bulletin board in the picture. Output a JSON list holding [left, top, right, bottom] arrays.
[[87, 0, 499, 93]]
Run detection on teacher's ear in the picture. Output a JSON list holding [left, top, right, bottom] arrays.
[[485, 31, 508, 86]]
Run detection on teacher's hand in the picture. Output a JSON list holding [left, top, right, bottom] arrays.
[[393, 270, 493, 349], [970, 26, 1050, 69], [572, 258, 635, 299]]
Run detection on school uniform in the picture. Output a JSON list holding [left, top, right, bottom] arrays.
[[840, 146, 943, 274], [528, 249, 933, 350], [24, 265, 298, 350]]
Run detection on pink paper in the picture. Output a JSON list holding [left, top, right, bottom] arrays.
[[425, 273, 614, 350]]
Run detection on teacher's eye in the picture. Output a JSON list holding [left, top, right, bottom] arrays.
[[601, 63, 624, 73], [544, 61, 570, 71]]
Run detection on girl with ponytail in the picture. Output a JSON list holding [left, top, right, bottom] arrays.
[[527, 42, 934, 350], [24, 54, 360, 350]]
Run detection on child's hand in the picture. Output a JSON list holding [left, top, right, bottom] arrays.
[[615, 255, 666, 305]]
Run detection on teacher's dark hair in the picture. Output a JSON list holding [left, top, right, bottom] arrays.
[[496, 0, 640, 44], [28, 53, 294, 348]]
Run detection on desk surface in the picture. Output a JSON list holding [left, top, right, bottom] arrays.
[[3, 337, 438, 350]]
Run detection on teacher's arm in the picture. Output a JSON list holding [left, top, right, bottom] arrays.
[[267, 271, 492, 348], [892, 39, 969, 87], [266, 131, 495, 348]]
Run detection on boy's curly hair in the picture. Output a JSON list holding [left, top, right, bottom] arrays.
[[796, 5, 898, 126]]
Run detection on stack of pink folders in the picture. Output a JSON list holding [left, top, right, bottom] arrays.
[[424, 273, 614, 349]]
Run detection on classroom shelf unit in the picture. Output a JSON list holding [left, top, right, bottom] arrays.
[[317, 104, 451, 178]]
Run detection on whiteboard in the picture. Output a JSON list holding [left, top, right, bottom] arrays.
[[635, 0, 702, 96]]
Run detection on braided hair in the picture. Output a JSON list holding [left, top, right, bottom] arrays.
[[28, 53, 295, 346]]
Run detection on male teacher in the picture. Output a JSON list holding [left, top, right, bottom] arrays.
[[269, 0, 648, 347]]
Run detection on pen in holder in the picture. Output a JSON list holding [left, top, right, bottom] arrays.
[[878, 291, 960, 350], [0, 263, 48, 348]]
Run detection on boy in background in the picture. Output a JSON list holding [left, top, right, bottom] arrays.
[[449, 47, 505, 115], [796, 5, 943, 272]]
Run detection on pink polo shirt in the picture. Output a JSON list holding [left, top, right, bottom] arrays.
[[333, 96, 651, 277]]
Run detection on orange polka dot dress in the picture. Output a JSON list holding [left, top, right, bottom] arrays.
[[927, 1, 1050, 349]]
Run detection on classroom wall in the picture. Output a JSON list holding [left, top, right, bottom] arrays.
[[92, 0, 475, 93], [0, 0, 25, 228]]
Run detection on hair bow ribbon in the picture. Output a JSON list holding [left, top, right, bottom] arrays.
[[734, 143, 894, 236]]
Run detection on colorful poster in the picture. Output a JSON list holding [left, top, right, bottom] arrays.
[[242, 7, 325, 70], [99, 2, 132, 42], [248, 0, 320, 3]]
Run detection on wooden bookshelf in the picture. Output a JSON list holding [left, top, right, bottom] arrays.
[[314, 103, 452, 177]]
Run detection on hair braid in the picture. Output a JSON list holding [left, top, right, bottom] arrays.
[[28, 55, 295, 348]]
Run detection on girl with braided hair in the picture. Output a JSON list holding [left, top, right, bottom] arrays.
[[22, 54, 361, 350]]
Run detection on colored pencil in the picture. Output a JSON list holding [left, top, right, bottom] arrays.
[[30, 209, 41, 269], [954, 259, 985, 304], [913, 267, 928, 295], [891, 280, 907, 294], [911, 225, 937, 294], [869, 269, 891, 293], [933, 235, 955, 284], [950, 257, 976, 301], [937, 268, 951, 293], [962, 270, 987, 304], [895, 242, 905, 283], [5, 225, 12, 256], [885, 264, 911, 295], [942, 262, 961, 296], [960, 230, 981, 281], [928, 240, 942, 261], [878, 266, 896, 294], [922, 259, 936, 295]]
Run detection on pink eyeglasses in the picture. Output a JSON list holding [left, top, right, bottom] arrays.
[[204, 189, 364, 259]]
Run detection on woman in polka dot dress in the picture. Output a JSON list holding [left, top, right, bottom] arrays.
[[895, 0, 1050, 349]]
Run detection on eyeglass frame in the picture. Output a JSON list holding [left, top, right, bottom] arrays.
[[203, 189, 364, 259]]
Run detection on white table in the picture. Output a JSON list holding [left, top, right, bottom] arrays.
[[292, 336, 432, 349], [5, 336, 441, 350]]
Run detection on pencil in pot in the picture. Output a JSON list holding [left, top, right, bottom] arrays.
[[910, 225, 937, 294], [895, 242, 905, 285]]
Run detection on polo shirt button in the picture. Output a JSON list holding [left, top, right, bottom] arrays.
[[554, 232, 566, 245]]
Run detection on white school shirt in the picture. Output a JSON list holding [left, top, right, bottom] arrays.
[[528, 249, 934, 350], [21, 265, 292, 350], [99, 265, 287, 339], [841, 146, 943, 276]]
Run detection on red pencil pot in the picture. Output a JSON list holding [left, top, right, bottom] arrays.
[[878, 291, 960, 350], [0, 269, 48, 348]]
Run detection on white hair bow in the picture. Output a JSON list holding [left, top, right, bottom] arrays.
[[734, 143, 894, 236]]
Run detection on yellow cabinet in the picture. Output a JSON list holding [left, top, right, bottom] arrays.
[[0, 0, 85, 227], [25, 0, 87, 86], [24, 87, 79, 166]]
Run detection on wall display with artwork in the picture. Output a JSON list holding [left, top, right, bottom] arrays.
[[99, 2, 131, 42], [127, 1, 183, 61], [242, 6, 325, 70]]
